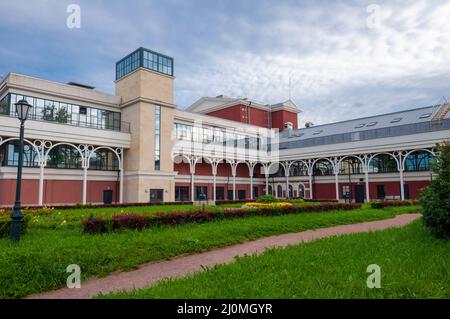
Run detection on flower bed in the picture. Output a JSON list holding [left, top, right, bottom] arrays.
[[0, 201, 194, 212], [370, 200, 419, 209], [82, 203, 362, 234], [244, 202, 292, 208]]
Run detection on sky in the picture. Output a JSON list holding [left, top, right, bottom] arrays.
[[1, 0, 450, 127]]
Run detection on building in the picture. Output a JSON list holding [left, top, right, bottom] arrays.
[[0, 47, 449, 206]]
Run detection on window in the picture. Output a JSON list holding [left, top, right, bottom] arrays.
[[377, 185, 385, 199], [237, 190, 246, 200], [390, 117, 402, 123], [3, 93, 123, 132], [404, 151, 433, 172], [175, 186, 189, 202], [419, 113, 432, 119], [216, 187, 225, 200], [0, 141, 39, 167], [150, 189, 164, 202], [116, 48, 174, 80], [154, 105, 161, 170], [354, 123, 366, 128], [366, 121, 377, 127], [369, 154, 398, 173], [195, 186, 208, 200]]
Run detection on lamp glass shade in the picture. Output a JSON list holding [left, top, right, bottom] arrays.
[[15, 99, 32, 121]]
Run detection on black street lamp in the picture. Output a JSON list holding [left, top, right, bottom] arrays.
[[10, 99, 32, 242]]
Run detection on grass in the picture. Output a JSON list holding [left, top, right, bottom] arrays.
[[0, 205, 418, 298], [0, 200, 322, 229], [103, 220, 449, 299]]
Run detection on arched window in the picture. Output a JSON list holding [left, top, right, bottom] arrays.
[[0, 141, 39, 167], [369, 154, 398, 173], [277, 185, 283, 198], [270, 163, 285, 177], [288, 185, 293, 198], [289, 162, 308, 177], [89, 149, 119, 171], [46, 145, 82, 169], [298, 185, 305, 198], [313, 159, 334, 176], [404, 151, 434, 172], [339, 157, 363, 175]]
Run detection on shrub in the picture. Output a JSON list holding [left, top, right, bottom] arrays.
[[0, 215, 30, 238], [82, 217, 108, 234], [420, 142, 450, 239], [256, 195, 279, 203], [112, 214, 149, 231], [81, 203, 362, 234]]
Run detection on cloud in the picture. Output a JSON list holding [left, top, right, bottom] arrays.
[[1, 0, 450, 127]]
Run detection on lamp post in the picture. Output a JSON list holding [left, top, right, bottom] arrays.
[[10, 99, 32, 242]]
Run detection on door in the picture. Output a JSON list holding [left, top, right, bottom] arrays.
[[403, 184, 410, 200], [150, 189, 163, 203], [253, 186, 258, 200], [377, 185, 385, 200], [103, 190, 113, 204], [238, 190, 246, 200], [355, 185, 364, 203], [175, 186, 189, 202], [216, 187, 225, 200]]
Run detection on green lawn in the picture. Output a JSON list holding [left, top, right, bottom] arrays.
[[1, 200, 322, 229], [0, 205, 418, 298], [103, 220, 449, 299]]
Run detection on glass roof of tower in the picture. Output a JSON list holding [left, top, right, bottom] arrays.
[[115, 47, 174, 80]]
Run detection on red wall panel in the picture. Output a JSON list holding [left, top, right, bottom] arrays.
[[271, 110, 299, 131], [0, 179, 119, 206]]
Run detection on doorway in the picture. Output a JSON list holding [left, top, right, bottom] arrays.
[[103, 190, 113, 204], [355, 185, 364, 203]]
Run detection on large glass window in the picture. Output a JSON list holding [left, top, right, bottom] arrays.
[[3, 93, 123, 132], [313, 159, 334, 176], [154, 105, 161, 170], [0, 141, 39, 167], [404, 151, 433, 172], [46, 145, 82, 169], [369, 154, 398, 173], [339, 158, 363, 175], [116, 48, 174, 80], [89, 149, 119, 171], [289, 162, 308, 176], [279, 118, 450, 150]]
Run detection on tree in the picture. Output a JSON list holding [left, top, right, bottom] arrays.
[[55, 107, 69, 124], [419, 141, 450, 239]]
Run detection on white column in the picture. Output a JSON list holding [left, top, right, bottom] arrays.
[[232, 173, 236, 200], [82, 167, 88, 205], [213, 173, 217, 203], [285, 175, 289, 199], [308, 173, 313, 199], [191, 173, 195, 202], [364, 170, 370, 202], [250, 175, 254, 200], [265, 174, 269, 195], [334, 173, 339, 200], [119, 168, 124, 204], [38, 164, 44, 206], [399, 169, 405, 200]]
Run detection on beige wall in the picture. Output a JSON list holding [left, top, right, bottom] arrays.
[[117, 68, 176, 203], [115, 68, 174, 105]]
